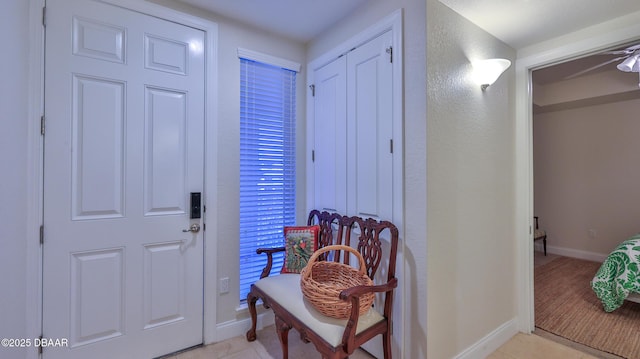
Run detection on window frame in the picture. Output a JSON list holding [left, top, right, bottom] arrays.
[[237, 49, 300, 303]]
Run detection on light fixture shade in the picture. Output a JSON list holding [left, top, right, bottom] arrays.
[[633, 58, 640, 73], [617, 56, 637, 72], [474, 58, 511, 90]]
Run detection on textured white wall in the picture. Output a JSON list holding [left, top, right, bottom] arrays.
[[426, 1, 517, 357], [0, 1, 29, 358]]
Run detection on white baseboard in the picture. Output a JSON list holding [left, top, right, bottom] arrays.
[[546, 245, 607, 263], [454, 318, 518, 359], [209, 312, 275, 344]]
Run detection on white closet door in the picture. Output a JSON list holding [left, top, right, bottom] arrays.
[[347, 30, 394, 220], [312, 56, 348, 213], [308, 21, 400, 359], [348, 30, 395, 358]]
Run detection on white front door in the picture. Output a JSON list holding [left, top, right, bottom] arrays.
[[42, 1, 205, 358]]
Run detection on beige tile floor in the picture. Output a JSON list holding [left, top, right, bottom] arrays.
[[164, 326, 595, 359], [166, 252, 597, 359], [161, 324, 374, 359], [488, 333, 598, 359]]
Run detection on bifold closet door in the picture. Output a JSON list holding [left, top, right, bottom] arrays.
[[312, 56, 347, 214], [311, 30, 393, 220], [346, 30, 393, 220]]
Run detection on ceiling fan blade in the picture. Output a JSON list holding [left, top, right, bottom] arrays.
[[601, 44, 640, 55], [601, 50, 633, 55], [563, 56, 629, 80]]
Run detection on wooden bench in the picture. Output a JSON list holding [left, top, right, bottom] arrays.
[[245, 210, 400, 359]]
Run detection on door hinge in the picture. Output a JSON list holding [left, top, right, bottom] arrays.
[[390, 139, 393, 154], [386, 46, 393, 63], [39, 225, 44, 245], [42, 6, 46, 27], [40, 116, 45, 135], [311, 150, 315, 162], [309, 84, 315, 97]]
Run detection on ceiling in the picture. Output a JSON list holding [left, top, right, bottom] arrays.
[[175, 1, 640, 50], [173, 0, 640, 85], [438, 0, 640, 50], [439, 1, 640, 87], [176, 0, 368, 43]]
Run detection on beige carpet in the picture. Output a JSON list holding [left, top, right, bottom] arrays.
[[535, 256, 640, 359]]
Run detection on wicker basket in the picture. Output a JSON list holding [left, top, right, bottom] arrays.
[[300, 245, 374, 319]]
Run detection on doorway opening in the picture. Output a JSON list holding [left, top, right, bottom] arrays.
[[530, 39, 640, 358]]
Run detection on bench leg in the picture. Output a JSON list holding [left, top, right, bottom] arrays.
[[275, 315, 291, 359], [383, 331, 392, 359], [246, 290, 259, 342]]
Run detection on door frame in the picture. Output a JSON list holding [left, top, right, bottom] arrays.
[[514, 16, 640, 333], [26, 1, 219, 357]]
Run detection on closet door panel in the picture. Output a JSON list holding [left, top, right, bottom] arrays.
[[347, 30, 393, 220], [312, 56, 347, 213]]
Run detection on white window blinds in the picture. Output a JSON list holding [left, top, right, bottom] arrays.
[[239, 57, 297, 302]]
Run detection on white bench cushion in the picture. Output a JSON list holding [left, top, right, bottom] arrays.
[[254, 273, 384, 347]]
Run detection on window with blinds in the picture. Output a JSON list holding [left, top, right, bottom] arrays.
[[239, 57, 297, 302]]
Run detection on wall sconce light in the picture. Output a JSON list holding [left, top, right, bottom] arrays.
[[473, 58, 511, 91]]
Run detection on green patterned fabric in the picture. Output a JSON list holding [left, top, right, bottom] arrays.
[[591, 234, 640, 312]]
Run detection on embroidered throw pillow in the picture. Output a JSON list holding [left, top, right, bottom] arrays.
[[281, 225, 320, 274]]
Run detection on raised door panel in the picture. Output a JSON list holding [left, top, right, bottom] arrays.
[[71, 75, 125, 220], [144, 87, 188, 216], [70, 249, 124, 347], [143, 242, 185, 329]]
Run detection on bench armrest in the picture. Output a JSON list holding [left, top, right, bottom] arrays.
[[339, 277, 398, 353], [256, 246, 285, 279], [339, 277, 398, 300]]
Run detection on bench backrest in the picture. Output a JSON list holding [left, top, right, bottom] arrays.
[[307, 210, 399, 283]]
